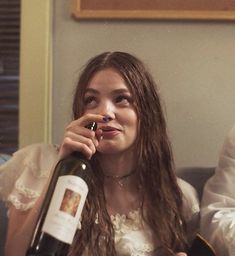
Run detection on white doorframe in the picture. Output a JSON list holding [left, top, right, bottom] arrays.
[[19, 0, 53, 147]]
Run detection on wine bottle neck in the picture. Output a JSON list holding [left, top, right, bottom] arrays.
[[71, 151, 86, 159]]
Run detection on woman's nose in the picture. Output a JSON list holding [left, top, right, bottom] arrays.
[[98, 101, 115, 120]]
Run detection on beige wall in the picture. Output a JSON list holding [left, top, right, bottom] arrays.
[[52, 1, 235, 167], [20, 0, 235, 168]]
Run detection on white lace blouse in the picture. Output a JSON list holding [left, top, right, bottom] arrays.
[[201, 124, 235, 256], [0, 143, 200, 256]]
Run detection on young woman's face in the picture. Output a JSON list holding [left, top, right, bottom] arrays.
[[83, 68, 138, 155]]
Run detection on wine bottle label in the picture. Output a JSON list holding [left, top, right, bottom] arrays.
[[42, 175, 88, 244]]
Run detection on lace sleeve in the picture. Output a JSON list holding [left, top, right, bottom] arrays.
[[0, 143, 59, 211], [201, 124, 235, 256]]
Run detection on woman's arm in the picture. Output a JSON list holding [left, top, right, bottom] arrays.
[[4, 115, 106, 256], [201, 124, 235, 256], [5, 192, 46, 256], [1, 144, 57, 256]]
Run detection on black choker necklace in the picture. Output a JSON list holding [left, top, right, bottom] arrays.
[[104, 170, 136, 187], [104, 170, 136, 179]]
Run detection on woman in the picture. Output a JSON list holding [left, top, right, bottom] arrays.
[[0, 52, 199, 255]]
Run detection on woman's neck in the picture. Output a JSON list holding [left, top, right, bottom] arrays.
[[103, 170, 141, 216], [99, 151, 135, 177], [99, 152, 141, 215]]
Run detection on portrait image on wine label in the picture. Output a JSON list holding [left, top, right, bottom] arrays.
[[59, 188, 81, 217]]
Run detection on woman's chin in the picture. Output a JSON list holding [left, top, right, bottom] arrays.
[[97, 144, 122, 155]]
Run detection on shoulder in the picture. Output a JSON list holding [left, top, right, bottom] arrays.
[[202, 124, 235, 196], [19, 143, 58, 167], [201, 123, 235, 210], [200, 124, 235, 254], [226, 123, 235, 141], [0, 143, 59, 207], [177, 178, 200, 242], [177, 177, 200, 218], [4, 143, 59, 178], [220, 124, 235, 158], [177, 178, 199, 204], [12, 143, 58, 159]]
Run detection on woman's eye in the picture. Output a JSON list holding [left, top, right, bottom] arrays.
[[84, 96, 97, 107], [115, 95, 131, 104]]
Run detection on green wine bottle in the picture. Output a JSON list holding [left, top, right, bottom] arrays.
[[26, 122, 97, 256]]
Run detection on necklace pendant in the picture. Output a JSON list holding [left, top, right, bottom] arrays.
[[104, 169, 136, 189], [118, 180, 124, 187]]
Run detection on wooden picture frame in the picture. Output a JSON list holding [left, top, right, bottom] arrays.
[[72, 0, 235, 21]]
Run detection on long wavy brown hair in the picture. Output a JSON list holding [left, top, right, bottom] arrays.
[[69, 52, 188, 255]]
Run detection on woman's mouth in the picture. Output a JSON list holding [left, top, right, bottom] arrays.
[[99, 126, 121, 138]]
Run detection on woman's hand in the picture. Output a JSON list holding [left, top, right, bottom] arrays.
[[58, 114, 104, 160], [175, 253, 187, 256]]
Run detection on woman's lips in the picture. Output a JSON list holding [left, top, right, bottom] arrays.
[[99, 126, 121, 138]]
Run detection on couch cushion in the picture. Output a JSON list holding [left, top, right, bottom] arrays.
[[0, 154, 11, 165], [0, 153, 11, 256], [177, 167, 215, 200]]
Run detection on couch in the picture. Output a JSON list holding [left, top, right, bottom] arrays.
[[177, 166, 215, 200]]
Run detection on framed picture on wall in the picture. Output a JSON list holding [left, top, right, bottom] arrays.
[[72, 0, 235, 21]]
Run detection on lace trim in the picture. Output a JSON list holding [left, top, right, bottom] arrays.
[[213, 210, 235, 243], [191, 204, 200, 214], [15, 179, 40, 199], [32, 172, 49, 178], [131, 244, 154, 254], [111, 208, 141, 220], [8, 194, 36, 211], [111, 209, 142, 232], [111, 209, 155, 254]]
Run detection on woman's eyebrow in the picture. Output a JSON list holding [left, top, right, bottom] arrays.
[[112, 88, 130, 94], [85, 88, 130, 95], [84, 88, 99, 94]]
